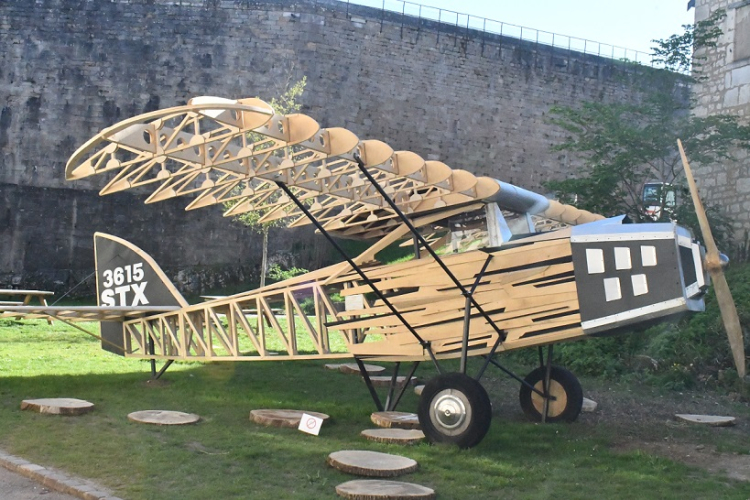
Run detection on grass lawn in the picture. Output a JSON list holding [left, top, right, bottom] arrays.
[[1, 319, 750, 499]]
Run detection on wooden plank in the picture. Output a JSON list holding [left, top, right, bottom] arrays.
[[258, 296, 291, 354], [288, 291, 323, 354], [231, 302, 263, 354]]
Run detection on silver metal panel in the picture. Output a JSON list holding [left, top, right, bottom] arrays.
[[581, 297, 688, 333], [571, 219, 677, 243], [485, 202, 513, 246]]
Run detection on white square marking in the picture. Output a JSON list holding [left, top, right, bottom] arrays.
[[586, 248, 605, 274], [614, 247, 632, 270], [641, 245, 657, 267], [603, 277, 622, 302], [631, 274, 649, 296]]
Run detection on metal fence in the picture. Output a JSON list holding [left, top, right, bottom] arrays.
[[340, 0, 657, 67]]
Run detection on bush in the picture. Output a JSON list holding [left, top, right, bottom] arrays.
[[641, 261, 750, 388], [554, 331, 649, 379]]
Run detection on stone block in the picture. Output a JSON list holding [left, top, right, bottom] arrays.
[[723, 87, 740, 107], [731, 65, 750, 86], [736, 177, 750, 194], [739, 84, 750, 106]]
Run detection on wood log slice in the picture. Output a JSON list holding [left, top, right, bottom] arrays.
[[675, 414, 736, 426], [21, 398, 94, 416], [371, 411, 421, 429], [328, 450, 418, 477], [365, 376, 418, 388], [340, 363, 386, 375], [325, 364, 345, 371], [361, 429, 425, 445], [250, 409, 330, 428], [128, 410, 200, 425], [335, 479, 435, 500]]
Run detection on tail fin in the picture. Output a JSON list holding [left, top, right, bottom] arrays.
[[94, 232, 187, 355]]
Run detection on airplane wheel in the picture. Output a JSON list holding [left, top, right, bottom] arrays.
[[519, 366, 583, 423], [417, 372, 492, 449]]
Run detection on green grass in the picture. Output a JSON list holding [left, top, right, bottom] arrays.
[[1, 319, 750, 499]]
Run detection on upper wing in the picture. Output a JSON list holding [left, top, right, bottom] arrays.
[[65, 96, 601, 239]]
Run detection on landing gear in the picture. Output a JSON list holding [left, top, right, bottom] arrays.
[[519, 365, 583, 423], [417, 373, 492, 449]]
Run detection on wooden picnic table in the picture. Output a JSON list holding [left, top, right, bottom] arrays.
[[0, 289, 55, 323], [0, 289, 54, 306]]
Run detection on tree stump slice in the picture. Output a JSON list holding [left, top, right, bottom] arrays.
[[328, 450, 418, 477], [20, 398, 94, 416], [675, 414, 736, 426], [128, 410, 200, 425], [361, 429, 425, 445], [340, 363, 386, 375], [325, 364, 345, 371], [413, 385, 424, 396], [335, 479, 435, 499], [250, 409, 330, 428], [365, 376, 418, 388], [371, 411, 421, 429]]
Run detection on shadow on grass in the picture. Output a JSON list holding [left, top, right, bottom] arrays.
[[1, 361, 749, 499]]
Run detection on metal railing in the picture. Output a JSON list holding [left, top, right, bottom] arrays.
[[340, 0, 657, 67]]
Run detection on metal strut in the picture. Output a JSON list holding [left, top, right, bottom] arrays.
[[274, 181, 441, 371], [541, 344, 554, 424], [356, 358, 384, 411], [460, 255, 493, 374], [352, 155, 508, 366]]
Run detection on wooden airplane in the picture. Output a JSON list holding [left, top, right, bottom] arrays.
[[1, 97, 733, 449]]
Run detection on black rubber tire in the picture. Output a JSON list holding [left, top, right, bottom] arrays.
[[519, 366, 583, 423], [417, 372, 492, 449]]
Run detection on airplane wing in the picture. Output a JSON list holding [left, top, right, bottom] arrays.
[[64, 96, 603, 240]]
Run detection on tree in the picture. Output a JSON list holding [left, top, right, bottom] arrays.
[[226, 76, 307, 287], [546, 10, 750, 251]]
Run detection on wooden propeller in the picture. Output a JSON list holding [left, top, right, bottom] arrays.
[[677, 139, 746, 379]]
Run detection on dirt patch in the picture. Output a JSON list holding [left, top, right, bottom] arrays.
[[142, 378, 171, 388], [482, 371, 750, 482], [577, 383, 750, 482], [616, 441, 750, 482]]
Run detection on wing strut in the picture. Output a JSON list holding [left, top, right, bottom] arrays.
[[274, 181, 443, 373], [351, 154, 508, 375]]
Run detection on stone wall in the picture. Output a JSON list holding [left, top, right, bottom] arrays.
[[692, 0, 750, 246], [1, 0, 646, 293]]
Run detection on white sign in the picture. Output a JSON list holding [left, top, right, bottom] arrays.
[[345, 294, 364, 312], [298, 413, 324, 436]]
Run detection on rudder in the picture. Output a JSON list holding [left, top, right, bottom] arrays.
[[94, 232, 187, 355]]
